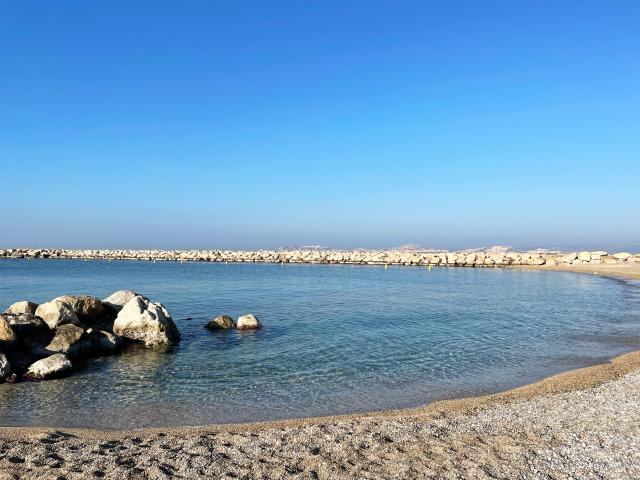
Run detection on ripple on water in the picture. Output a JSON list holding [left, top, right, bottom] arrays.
[[0, 260, 638, 428]]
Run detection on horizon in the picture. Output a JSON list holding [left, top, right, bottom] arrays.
[[3, 1, 639, 249]]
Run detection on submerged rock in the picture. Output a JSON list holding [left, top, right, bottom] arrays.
[[236, 314, 261, 330], [35, 299, 80, 329], [25, 354, 72, 380], [4, 301, 38, 315], [206, 315, 235, 330], [113, 296, 180, 347], [2, 313, 49, 337], [102, 290, 139, 312], [54, 295, 104, 322]]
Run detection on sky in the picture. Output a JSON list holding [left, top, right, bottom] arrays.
[[1, 0, 639, 250]]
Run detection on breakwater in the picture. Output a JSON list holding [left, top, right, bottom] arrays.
[[1, 248, 639, 267]]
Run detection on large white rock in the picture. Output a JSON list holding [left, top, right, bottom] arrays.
[[35, 300, 80, 329], [113, 296, 180, 347], [4, 301, 38, 315], [102, 290, 139, 312], [25, 354, 72, 380], [236, 314, 261, 330]]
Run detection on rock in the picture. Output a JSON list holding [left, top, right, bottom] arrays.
[[35, 299, 80, 329], [46, 324, 93, 358], [0, 316, 17, 347], [54, 295, 104, 322], [102, 290, 139, 312], [206, 315, 235, 330], [236, 314, 261, 330], [0, 352, 12, 379], [613, 252, 632, 261], [25, 354, 72, 380], [87, 328, 123, 353], [4, 350, 36, 375], [24, 324, 92, 359], [4, 301, 38, 315], [577, 251, 591, 262], [560, 253, 578, 264], [2, 313, 49, 337], [113, 296, 180, 347]]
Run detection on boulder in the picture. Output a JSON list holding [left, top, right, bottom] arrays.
[[4, 301, 38, 315], [613, 252, 632, 261], [0, 352, 11, 379], [206, 315, 235, 330], [35, 300, 80, 329], [236, 314, 261, 330], [113, 296, 180, 347], [577, 251, 591, 262], [25, 354, 72, 380], [4, 349, 36, 376], [102, 290, 139, 312], [0, 316, 17, 347], [87, 328, 123, 353], [24, 324, 92, 359], [2, 313, 49, 337], [54, 295, 104, 322]]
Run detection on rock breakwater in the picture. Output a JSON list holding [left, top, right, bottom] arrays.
[[1, 248, 639, 268], [0, 292, 180, 383]]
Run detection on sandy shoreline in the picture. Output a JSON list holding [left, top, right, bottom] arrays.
[[1, 263, 639, 478]]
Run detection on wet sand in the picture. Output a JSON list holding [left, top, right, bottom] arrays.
[[1, 263, 639, 479]]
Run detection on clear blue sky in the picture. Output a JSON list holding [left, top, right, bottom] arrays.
[[1, 1, 639, 250]]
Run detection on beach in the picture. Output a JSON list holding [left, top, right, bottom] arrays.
[[0, 263, 638, 479]]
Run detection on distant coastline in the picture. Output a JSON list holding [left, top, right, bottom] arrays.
[[1, 247, 638, 268]]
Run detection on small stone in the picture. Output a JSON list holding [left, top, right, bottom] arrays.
[[236, 314, 261, 330], [206, 315, 235, 330]]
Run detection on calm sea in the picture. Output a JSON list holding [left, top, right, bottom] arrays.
[[0, 259, 638, 428]]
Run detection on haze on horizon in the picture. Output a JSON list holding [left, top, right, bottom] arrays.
[[2, 1, 639, 252]]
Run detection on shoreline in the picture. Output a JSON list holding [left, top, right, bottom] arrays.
[[0, 262, 638, 437], [1, 262, 639, 478]]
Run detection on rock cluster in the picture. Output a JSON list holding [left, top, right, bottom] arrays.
[[0, 292, 180, 382], [206, 314, 261, 330], [1, 248, 638, 268]]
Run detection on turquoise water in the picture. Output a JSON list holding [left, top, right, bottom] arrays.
[[0, 259, 639, 429]]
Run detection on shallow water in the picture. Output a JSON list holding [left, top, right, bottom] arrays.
[[0, 259, 638, 429]]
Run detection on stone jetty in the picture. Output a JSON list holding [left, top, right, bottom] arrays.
[[1, 247, 638, 267]]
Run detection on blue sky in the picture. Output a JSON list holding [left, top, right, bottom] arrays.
[[1, 1, 639, 250]]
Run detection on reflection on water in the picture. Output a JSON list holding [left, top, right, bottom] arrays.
[[0, 260, 638, 428]]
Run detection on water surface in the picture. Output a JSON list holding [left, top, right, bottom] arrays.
[[0, 260, 638, 428]]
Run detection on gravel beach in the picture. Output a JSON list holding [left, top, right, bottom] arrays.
[[0, 349, 638, 479], [0, 264, 638, 479]]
